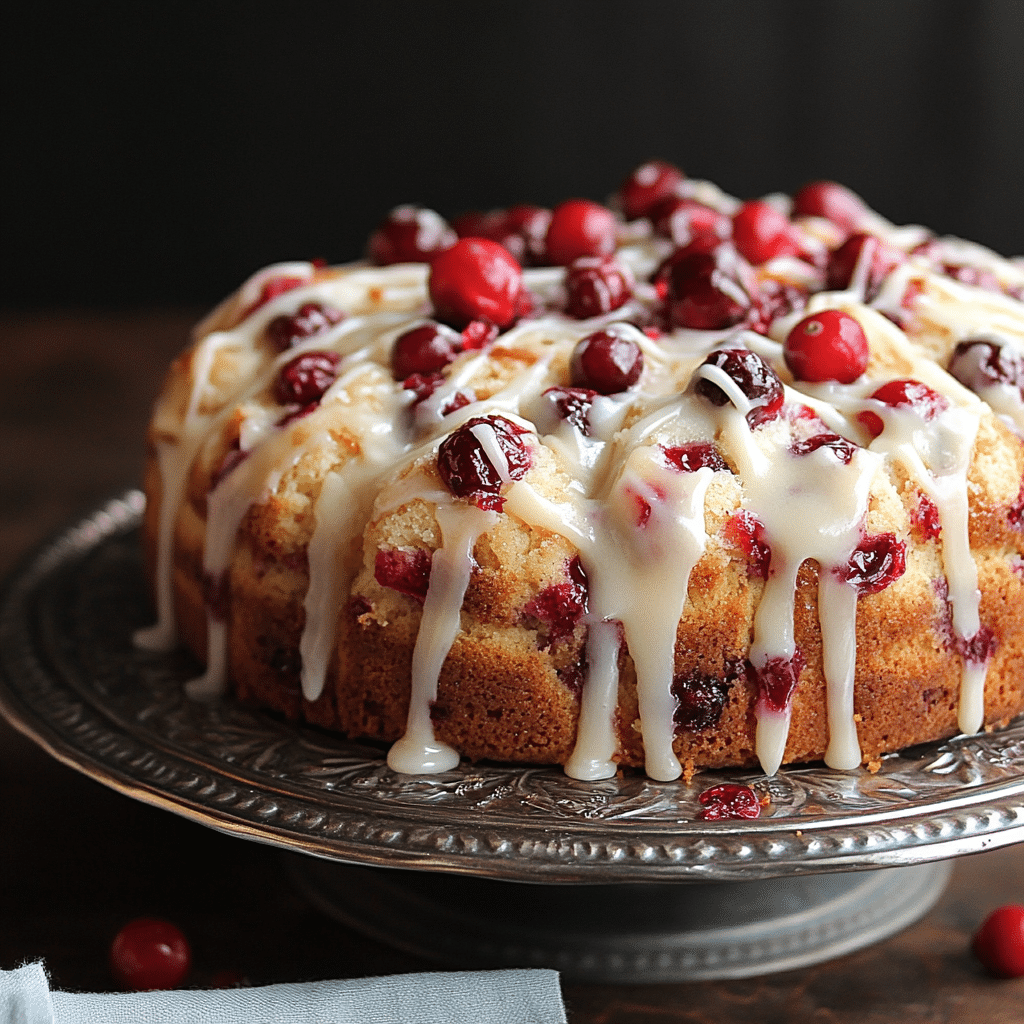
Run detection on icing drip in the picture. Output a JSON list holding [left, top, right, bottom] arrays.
[[387, 502, 497, 774], [870, 403, 985, 733], [719, 405, 879, 775]]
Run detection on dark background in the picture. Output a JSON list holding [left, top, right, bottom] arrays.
[[3, 0, 1023, 310]]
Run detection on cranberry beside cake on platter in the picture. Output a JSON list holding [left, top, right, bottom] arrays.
[[138, 162, 1024, 782]]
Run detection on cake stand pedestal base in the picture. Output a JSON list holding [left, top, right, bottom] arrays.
[[284, 855, 952, 982]]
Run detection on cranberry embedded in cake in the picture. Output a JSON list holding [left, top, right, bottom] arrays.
[[857, 379, 950, 438], [826, 231, 906, 293], [428, 238, 524, 329], [792, 180, 868, 234], [569, 325, 645, 394], [390, 323, 463, 380], [694, 347, 784, 428], [266, 302, 343, 352], [436, 415, 532, 510], [732, 200, 800, 265], [666, 251, 749, 330], [543, 199, 618, 266], [367, 205, 457, 265], [272, 350, 341, 406], [616, 159, 685, 221], [784, 310, 870, 384], [564, 256, 633, 319], [837, 533, 907, 595]]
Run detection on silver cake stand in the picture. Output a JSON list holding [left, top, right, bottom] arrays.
[[3, 492, 1024, 982]]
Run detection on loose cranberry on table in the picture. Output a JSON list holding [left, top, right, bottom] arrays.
[[731, 200, 801, 265], [973, 904, 1024, 978], [564, 256, 633, 319], [666, 251, 750, 330], [110, 918, 192, 991], [266, 302, 344, 352], [543, 199, 618, 266], [569, 325, 645, 394], [697, 783, 762, 821], [826, 231, 906, 293], [791, 180, 868, 235], [390, 322, 463, 380], [367, 205, 457, 265], [784, 309, 870, 384], [436, 415, 532, 510], [616, 159, 685, 221], [694, 347, 785, 429], [273, 350, 341, 406], [857, 379, 949, 439], [428, 237, 524, 330]]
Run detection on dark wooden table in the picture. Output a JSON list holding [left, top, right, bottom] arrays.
[[2, 311, 1024, 1021]]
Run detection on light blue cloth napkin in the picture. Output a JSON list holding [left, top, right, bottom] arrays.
[[0, 962, 567, 1024]]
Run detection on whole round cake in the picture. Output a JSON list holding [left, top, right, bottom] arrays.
[[138, 161, 1024, 783]]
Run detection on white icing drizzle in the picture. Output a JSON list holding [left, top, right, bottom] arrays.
[[387, 502, 497, 774]]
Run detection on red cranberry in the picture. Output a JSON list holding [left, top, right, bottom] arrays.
[[367, 205, 456, 265], [273, 350, 341, 406], [110, 918, 192, 991], [266, 302, 343, 352], [784, 310, 870, 384], [666, 252, 749, 330], [391, 322, 462, 380], [732, 200, 800, 265], [564, 256, 633, 319], [836, 533, 907, 595], [792, 181, 868, 234], [957, 626, 997, 665], [437, 415, 532, 510], [569, 326, 645, 394], [461, 319, 499, 350], [241, 274, 306, 321], [428, 238, 524, 329], [673, 670, 732, 732], [453, 205, 551, 264], [949, 339, 1024, 394], [543, 199, 618, 266], [973, 905, 1024, 978], [694, 348, 785, 429], [724, 510, 771, 578], [746, 279, 809, 337], [660, 442, 728, 473], [790, 432, 857, 464], [857, 379, 949, 439], [374, 548, 432, 603], [617, 160, 685, 221], [748, 651, 805, 714], [826, 232, 906, 294], [403, 372, 471, 414], [523, 556, 589, 645], [911, 493, 942, 541], [650, 197, 729, 246], [544, 385, 597, 433], [697, 783, 762, 821]]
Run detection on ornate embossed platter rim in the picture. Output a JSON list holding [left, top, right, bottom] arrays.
[[2, 492, 1024, 883]]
